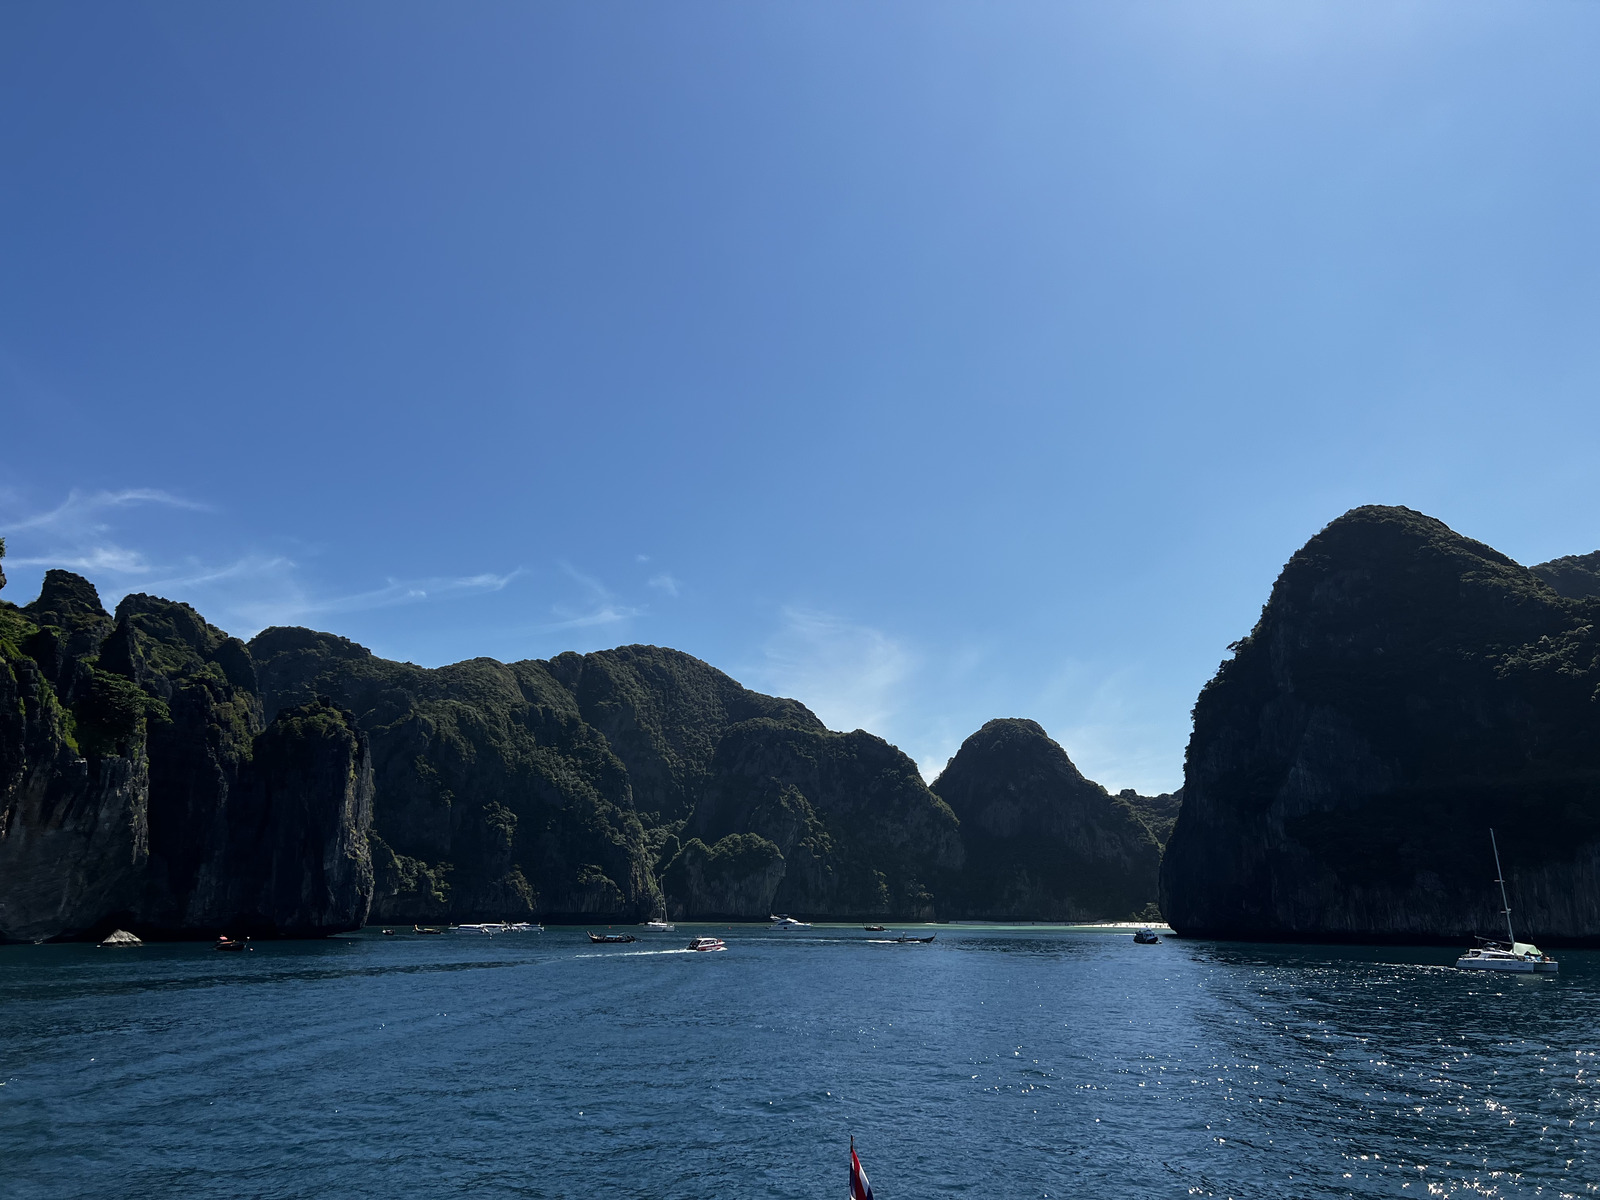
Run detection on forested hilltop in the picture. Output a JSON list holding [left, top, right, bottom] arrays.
[[1162, 505, 1600, 944], [0, 542, 1168, 940], [23, 501, 1593, 945]]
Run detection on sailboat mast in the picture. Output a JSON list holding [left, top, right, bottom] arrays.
[[1491, 828, 1516, 946]]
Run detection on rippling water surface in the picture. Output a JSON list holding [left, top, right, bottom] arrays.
[[2, 926, 1596, 1198]]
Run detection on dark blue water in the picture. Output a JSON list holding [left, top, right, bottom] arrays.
[[2, 926, 1595, 1198]]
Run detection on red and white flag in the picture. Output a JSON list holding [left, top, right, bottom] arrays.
[[849, 1138, 874, 1200]]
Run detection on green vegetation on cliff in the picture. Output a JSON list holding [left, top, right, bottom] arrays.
[[932, 719, 1161, 920], [0, 570, 373, 942], [1162, 505, 1600, 943]]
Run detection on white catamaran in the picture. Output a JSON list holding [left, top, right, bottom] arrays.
[[1455, 829, 1558, 974]]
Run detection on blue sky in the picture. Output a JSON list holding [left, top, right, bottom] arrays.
[[4, 2, 1600, 792]]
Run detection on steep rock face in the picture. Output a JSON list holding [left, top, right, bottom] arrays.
[[931, 719, 1161, 920], [1161, 506, 1600, 943], [103, 594, 262, 930], [0, 571, 373, 941], [248, 632, 845, 923], [683, 720, 963, 919], [1, 574, 153, 942], [661, 833, 786, 919], [250, 631, 696, 922], [201, 698, 375, 936]]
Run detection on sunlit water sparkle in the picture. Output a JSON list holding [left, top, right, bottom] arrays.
[[2, 927, 1595, 1198]]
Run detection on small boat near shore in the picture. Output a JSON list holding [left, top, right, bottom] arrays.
[[687, 936, 726, 952], [863, 925, 886, 932], [1456, 829, 1558, 974], [451, 922, 542, 935], [642, 919, 676, 932], [1133, 928, 1161, 944], [214, 936, 250, 952], [588, 931, 637, 944], [770, 915, 810, 930], [412, 924, 444, 935]]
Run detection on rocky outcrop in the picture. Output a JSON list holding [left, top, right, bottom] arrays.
[[1, 572, 152, 942], [930, 719, 1161, 920], [1161, 505, 1600, 944], [5, 553, 1180, 932], [661, 833, 786, 919], [182, 698, 374, 937], [0, 569, 373, 942], [683, 720, 963, 919], [249, 628, 662, 923]]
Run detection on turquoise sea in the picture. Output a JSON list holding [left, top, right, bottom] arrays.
[[2, 925, 1595, 1198]]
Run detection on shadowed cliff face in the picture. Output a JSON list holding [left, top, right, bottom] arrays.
[[0, 571, 373, 942], [931, 719, 1161, 920], [1161, 505, 1600, 943], [661, 833, 786, 920], [248, 633, 834, 922], [684, 720, 963, 920]]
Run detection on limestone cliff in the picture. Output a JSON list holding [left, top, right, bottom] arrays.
[[660, 833, 786, 919], [931, 719, 1161, 920], [0, 567, 372, 942], [683, 720, 963, 919], [1161, 505, 1600, 943]]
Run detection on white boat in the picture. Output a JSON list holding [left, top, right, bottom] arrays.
[[687, 936, 726, 952], [1456, 830, 1558, 974], [452, 923, 509, 935], [770, 915, 811, 930], [505, 922, 542, 933], [642, 919, 675, 932]]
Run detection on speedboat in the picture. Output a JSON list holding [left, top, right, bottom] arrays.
[[214, 936, 249, 952], [893, 934, 935, 944], [1456, 829, 1558, 974], [588, 931, 637, 944], [412, 924, 444, 935], [863, 924, 886, 932], [1134, 928, 1161, 944], [770, 915, 811, 930], [687, 936, 726, 952], [642, 919, 676, 932], [505, 922, 542, 933], [452, 923, 509, 935]]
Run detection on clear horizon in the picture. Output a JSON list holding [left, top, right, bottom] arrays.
[[6, 2, 1600, 792]]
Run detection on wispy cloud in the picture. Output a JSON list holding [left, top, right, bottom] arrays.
[[539, 563, 644, 631], [1037, 662, 1183, 795], [7, 546, 156, 573], [752, 606, 914, 735], [5, 488, 208, 535], [2, 488, 210, 580], [1, 487, 523, 637], [647, 572, 681, 597], [225, 567, 525, 631]]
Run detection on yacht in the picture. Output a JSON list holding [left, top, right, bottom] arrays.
[[1456, 830, 1558, 974], [642, 918, 676, 932], [770, 915, 811, 930]]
